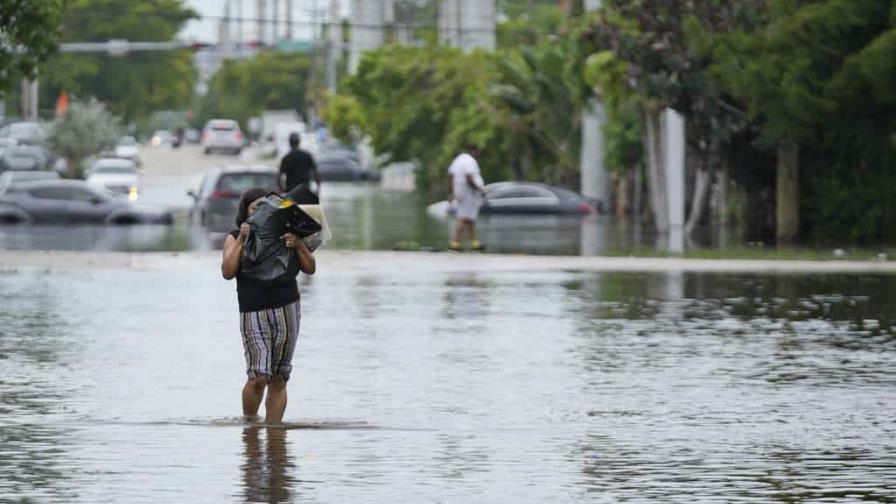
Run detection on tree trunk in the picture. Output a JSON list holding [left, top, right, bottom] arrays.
[[686, 160, 710, 234], [776, 139, 800, 246], [716, 159, 729, 223], [616, 171, 628, 218], [631, 166, 642, 222], [643, 110, 668, 231]]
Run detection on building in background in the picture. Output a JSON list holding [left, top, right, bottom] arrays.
[[438, 0, 495, 51]]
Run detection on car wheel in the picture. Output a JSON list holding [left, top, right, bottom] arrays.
[[204, 148, 211, 155]]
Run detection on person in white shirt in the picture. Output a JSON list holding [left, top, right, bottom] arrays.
[[447, 144, 486, 251]]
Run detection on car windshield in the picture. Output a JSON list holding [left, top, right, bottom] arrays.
[[216, 173, 276, 192], [118, 136, 137, 146]]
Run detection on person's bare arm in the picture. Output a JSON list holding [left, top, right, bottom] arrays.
[[222, 224, 249, 279], [465, 173, 484, 194], [278, 157, 287, 191], [282, 233, 316, 275]]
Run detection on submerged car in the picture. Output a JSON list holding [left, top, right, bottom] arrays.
[[188, 165, 279, 232], [85, 158, 141, 201], [427, 182, 598, 217], [316, 152, 378, 182], [0, 170, 60, 190], [0, 179, 172, 225]]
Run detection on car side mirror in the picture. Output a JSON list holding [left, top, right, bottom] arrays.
[[90, 196, 104, 205], [187, 189, 198, 200]]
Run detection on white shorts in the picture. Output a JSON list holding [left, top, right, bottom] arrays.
[[455, 191, 483, 220]]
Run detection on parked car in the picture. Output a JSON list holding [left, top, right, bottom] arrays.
[[0, 179, 172, 225], [85, 158, 141, 201], [188, 165, 279, 232], [0, 145, 49, 172], [113, 136, 141, 165], [316, 153, 378, 181], [0, 137, 18, 150], [150, 130, 173, 147], [202, 119, 244, 155], [0, 121, 46, 145], [427, 182, 598, 217], [0, 170, 60, 190]]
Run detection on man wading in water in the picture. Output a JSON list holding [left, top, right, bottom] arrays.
[[447, 144, 486, 252], [222, 188, 316, 424]]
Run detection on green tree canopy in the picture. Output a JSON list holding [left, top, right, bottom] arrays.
[[0, 0, 66, 93], [38, 0, 197, 125], [46, 97, 121, 177], [196, 50, 312, 130]]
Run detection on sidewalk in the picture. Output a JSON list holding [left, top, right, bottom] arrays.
[[3, 249, 895, 274]]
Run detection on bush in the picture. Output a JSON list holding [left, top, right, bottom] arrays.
[[46, 98, 120, 178]]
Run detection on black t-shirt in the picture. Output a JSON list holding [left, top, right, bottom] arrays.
[[279, 149, 317, 192], [228, 229, 300, 313]]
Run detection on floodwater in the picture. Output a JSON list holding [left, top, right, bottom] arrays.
[[0, 183, 672, 255], [1, 263, 894, 502]]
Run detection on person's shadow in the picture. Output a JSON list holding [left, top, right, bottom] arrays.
[[241, 426, 295, 503]]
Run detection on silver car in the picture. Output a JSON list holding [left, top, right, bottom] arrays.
[[202, 119, 244, 155]]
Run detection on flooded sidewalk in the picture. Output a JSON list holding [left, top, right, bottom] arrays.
[[1, 250, 894, 502]]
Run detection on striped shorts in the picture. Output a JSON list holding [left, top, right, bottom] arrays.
[[239, 300, 300, 382]]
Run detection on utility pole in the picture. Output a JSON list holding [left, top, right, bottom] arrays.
[[257, 0, 266, 44], [286, 0, 293, 40], [273, 0, 279, 42], [237, 0, 243, 49], [579, 0, 609, 212], [326, 0, 341, 92], [20, 78, 38, 120]]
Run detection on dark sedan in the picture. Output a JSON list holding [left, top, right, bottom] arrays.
[[0, 180, 173, 225], [316, 153, 379, 182], [188, 165, 279, 232], [427, 182, 597, 217]]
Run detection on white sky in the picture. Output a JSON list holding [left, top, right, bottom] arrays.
[[180, 0, 349, 42]]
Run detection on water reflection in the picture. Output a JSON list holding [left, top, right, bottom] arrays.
[[0, 423, 74, 501], [442, 273, 491, 324], [0, 271, 76, 500], [240, 426, 295, 503]]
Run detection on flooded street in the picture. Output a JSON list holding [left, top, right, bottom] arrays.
[[1, 255, 894, 502], [1, 146, 894, 501]]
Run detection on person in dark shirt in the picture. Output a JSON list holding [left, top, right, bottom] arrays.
[[222, 187, 316, 424], [278, 133, 321, 193]]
